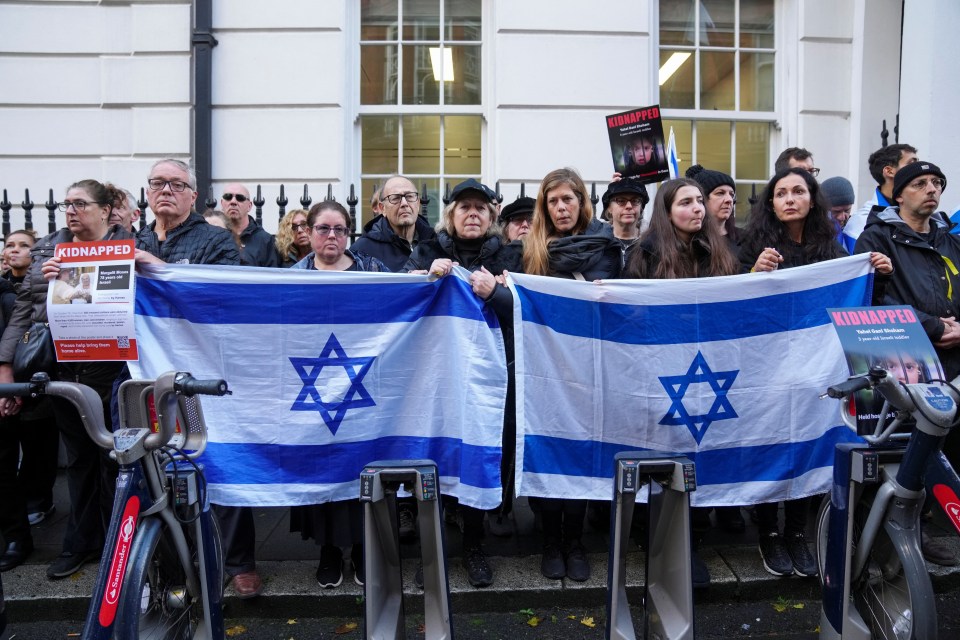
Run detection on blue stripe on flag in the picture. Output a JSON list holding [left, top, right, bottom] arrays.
[[515, 275, 872, 344], [202, 437, 502, 488], [136, 276, 499, 327], [522, 426, 862, 486]]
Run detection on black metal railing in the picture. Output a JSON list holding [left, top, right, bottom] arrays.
[[2, 180, 606, 239]]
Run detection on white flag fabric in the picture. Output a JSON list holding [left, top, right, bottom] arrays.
[[130, 265, 507, 510], [509, 255, 874, 506], [666, 126, 680, 179]]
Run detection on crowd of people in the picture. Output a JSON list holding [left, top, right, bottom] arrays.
[[1, 144, 958, 601]]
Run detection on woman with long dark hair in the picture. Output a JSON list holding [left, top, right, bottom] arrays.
[[739, 167, 891, 579]]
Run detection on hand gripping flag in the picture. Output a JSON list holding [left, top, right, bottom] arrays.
[[131, 265, 507, 509], [509, 255, 874, 506]]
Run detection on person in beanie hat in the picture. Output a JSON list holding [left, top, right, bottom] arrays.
[[854, 160, 958, 566], [820, 176, 857, 252], [600, 179, 648, 263], [686, 164, 740, 245], [500, 196, 535, 242]]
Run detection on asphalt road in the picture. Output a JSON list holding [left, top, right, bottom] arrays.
[[4, 593, 960, 639]]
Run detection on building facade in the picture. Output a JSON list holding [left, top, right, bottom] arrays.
[[1, 0, 957, 233]]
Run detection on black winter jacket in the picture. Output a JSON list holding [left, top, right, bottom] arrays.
[[854, 207, 960, 377], [136, 212, 241, 266], [237, 215, 281, 267], [546, 218, 621, 280], [350, 214, 436, 272]]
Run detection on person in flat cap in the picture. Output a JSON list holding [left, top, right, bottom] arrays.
[[600, 179, 648, 264], [401, 178, 522, 586], [685, 164, 739, 247], [820, 176, 857, 252], [500, 196, 535, 243], [854, 160, 959, 566]]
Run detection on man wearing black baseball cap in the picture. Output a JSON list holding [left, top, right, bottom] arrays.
[[500, 196, 535, 242], [855, 160, 960, 566]]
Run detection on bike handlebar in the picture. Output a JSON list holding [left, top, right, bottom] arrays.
[[175, 373, 230, 398], [824, 375, 873, 399]]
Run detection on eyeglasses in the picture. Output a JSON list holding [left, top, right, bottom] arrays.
[[148, 178, 191, 192], [313, 225, 349, 237], [611, 196, 644, 208], [907, 177, 946, 191], [292, 222, 310, 232], [807, 167, 821, 177], [380, 192, 419, 205], [222, 193, 249, 203], [58, 200, 97, 212]]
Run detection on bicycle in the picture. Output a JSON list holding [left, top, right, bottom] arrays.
[[816, 366, 960, 639], [0, 371, 230, 640]]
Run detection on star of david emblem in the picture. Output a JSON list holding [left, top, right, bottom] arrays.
[[658, 351, 739, 444], [289, 334, 376, 435]]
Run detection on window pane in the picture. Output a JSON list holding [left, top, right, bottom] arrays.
[[444, 45, 481, 105], [700, 50, 735, 110], [735, 121, 770, 180], [361, 45, 398, 105], [403, 0, 440, 40], [736, 181, 764, 226], [700, 0, 735, 48], [401, 44, 440, 104], [696, 120, 731, 175], [660, 49, 694, 109], [740, 51, 774, 111], [361, 116, 399, 174], [361, 0, 398, 41], [444, 115, 481, 174], [741, 0, 775, 48], [417, 177, 441, 224], [402, 115, 440, 174], [445, 0, 481, 40], [659, 0, 695, 46], [663, 119, 692, 175]]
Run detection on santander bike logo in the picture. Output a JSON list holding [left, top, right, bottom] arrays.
[[933, 484, 960, 535], [98, 496, 141, 627]]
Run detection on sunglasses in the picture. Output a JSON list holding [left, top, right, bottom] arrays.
[[222, 193, 249, 203]]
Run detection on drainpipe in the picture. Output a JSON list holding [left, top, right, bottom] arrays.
[[192, 0, 217, 204]]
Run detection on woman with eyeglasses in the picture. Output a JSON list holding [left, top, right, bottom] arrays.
[[288, 200, 386, 590], [0, 179, 135, 580], [275, 209, 312, 267]]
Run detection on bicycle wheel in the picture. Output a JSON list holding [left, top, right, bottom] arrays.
[[815, 493, 831, 585], [115, 518, 198, 640]]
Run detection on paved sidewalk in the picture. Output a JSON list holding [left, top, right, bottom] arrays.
[[3, 472, 960, 623]]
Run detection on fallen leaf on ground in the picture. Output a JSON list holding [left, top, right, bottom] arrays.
[[527, 616, 540, 627], [287, 619, 298, 625], [334, 621, 358, 634], [581, 617, 596, 628], [567, 615, 576, 620], [225, 625, 247, 637]]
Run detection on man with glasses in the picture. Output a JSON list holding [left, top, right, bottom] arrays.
[[351, 175, 435, 271], [220, 183, 281, 267], [855, 160, 960, 567], [136, 159, 240, 266], [774, 147, 819, 177]]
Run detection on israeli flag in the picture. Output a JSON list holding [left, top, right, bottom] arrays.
[[510, 255, 873, 506], [130, 265, 507, 510], [666, 126, 680, 179]]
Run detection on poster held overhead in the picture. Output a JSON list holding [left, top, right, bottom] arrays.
[[606, 105, 669, 184]]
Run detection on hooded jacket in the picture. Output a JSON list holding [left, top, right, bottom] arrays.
[[854, 206, 960, 377], [350, 214, 436, 272]]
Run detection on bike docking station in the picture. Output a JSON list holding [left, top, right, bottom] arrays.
[[606, 450, 697, 640], [360, 459, 453, 640]]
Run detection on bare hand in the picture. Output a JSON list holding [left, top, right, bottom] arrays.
[[935, 317, 960, 348], [494, 269, 509, 287], [428, 259, 457, 279], [40, 256, 62, 282], [470, 266, 497, 300], [752, 247, 783, 272], [869, 252, 893, 275], [0, 364, 23, 417], [610, 172, 623, 183], [134, 249, 164, 266]]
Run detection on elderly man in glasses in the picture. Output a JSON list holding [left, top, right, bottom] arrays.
[[220, 183, 281, 267], [855, 160, 960, 568], [350, 174, 436, 271]]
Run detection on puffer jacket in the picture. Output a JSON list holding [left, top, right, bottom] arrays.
[[136, 212, 240, 266], [546, 218, 621, 280], [350, 214, 436, 272], [854, 206, 960, 377], [0, 225, 135, 364]]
